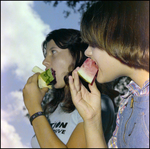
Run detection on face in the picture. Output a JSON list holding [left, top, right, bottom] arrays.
[[84, 46, 132, 83], [42, 40, 74, 88]]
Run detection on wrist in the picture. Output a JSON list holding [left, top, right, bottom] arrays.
[[83, 113, 102, 129], [28, 105, 43, 117], [83, 114, 107, 148], [30, 111, 45, 125]]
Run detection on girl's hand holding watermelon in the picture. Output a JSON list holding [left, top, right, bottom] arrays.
[[69, 67, 107, 148], [69, 67, 101, 122], [23, 73, 48, 116]]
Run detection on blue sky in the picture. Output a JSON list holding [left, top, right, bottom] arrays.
[[1, 1, 81, 148]]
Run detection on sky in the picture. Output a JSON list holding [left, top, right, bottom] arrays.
[[1, 1, 81, 148]]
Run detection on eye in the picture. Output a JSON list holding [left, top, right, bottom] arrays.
[[52, 50, 57, 54]]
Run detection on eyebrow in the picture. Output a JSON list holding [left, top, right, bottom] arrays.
[[48, 46, 57, 51]]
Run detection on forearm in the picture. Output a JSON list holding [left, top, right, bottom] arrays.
[[23, 74, 66, 147], [83, 116, 108, 148], [29, 107, 66, 148]]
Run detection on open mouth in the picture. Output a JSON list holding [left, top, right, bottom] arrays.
[[48, 68, 57, 85]]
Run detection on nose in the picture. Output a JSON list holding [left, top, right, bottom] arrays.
[[84, 46, 92, 57], [42, 56, 51, 68]]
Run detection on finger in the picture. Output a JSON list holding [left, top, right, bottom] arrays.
[[72, 67, 80, 79], [27, 76, 33, 83], [89, 81, 100, 96], [41, 87, 49, 95], [26, 72, 40, 84], [69, 76, 77, 97], [31, 73, 40, 83], [75, 66, 80, 71], [73, 69, 81, 92]]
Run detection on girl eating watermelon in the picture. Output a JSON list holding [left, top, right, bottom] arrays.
[[23, 28, 116, 148], [69, 1, 149, 148]]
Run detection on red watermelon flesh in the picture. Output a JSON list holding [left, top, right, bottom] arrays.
[[77, 58, 99, 84]]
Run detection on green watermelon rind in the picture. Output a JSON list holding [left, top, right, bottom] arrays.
[[78, 69, 93, 84], [32, 66, 53, 89], [40, 69, 54, 85]]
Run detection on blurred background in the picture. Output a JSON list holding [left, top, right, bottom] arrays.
[[1, 1, 131, 148]]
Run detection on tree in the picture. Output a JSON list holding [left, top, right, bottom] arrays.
[[43, 1, 98, 18]]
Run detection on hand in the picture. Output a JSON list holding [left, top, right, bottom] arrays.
[[23, 73, 48, 115], [69, 67, 101, 122]]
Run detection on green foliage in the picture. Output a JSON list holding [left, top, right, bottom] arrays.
[[44, 1, 98, 18]]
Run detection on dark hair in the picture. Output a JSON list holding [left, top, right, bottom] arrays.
[[81, 1, 149, 71], [42, 28, 88, 114]]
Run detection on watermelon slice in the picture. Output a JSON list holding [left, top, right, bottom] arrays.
[[77, 58, 98, 85], [40, 69, 55, 85], [32, 66, 55, 89]]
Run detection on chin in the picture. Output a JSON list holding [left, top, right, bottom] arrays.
[[96, 75, 104, 83], [54, 83, 65, 89], [54, 84, 60, 89], [96, 76, 109, 84], [97, 76, 116, 84], [96, 79, 105, 84]]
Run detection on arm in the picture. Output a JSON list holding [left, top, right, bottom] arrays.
[[23, 73, 86, 148], [67, 122, 86, 148], [69, 68, 107, 148], [32, 113, 86, 148]]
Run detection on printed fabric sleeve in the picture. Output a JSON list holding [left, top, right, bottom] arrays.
[[108, 94, 129, 148], [108, 113, 119, 148]]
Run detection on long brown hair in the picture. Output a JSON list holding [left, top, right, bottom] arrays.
[[81, 1, 149, 71], [42, 29, 88, 114]]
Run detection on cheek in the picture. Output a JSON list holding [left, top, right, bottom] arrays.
[[60, 55, 73, 71], [59, 60, 71, 74], [54, 58, 72, 84]]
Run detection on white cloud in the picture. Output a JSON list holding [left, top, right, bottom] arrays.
[[5, 90, 29, 123], [1, 110, 29, 148], [1, 1, 51, 81], [1, 91, 32, 148], [1, 2, 51, 147]]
